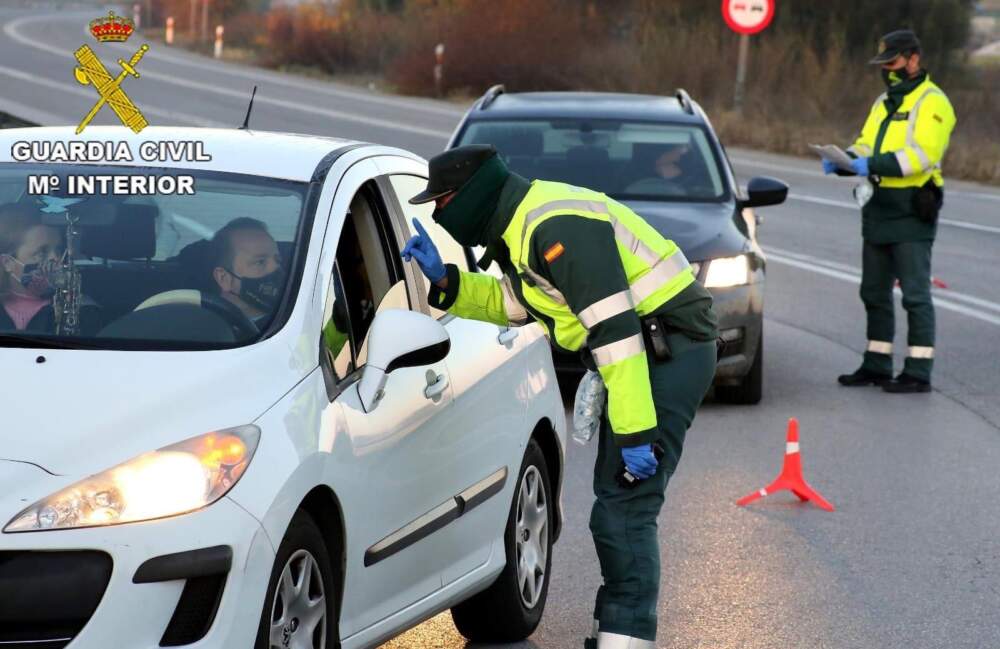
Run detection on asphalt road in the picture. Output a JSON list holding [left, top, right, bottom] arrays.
[[3, 5, 1000, 648]]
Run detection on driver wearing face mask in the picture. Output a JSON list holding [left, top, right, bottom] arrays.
[[210, 217, 285, 327]]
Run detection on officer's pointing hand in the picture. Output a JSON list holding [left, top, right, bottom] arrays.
[[401, 218, 446, 283]]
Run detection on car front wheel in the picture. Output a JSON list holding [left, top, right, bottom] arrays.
[[256, 510, 338, 649], [451, 438, 553, 642], [716, 330, 763, 405]]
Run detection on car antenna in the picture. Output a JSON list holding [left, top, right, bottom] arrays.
[[239, 85, 258, 130]]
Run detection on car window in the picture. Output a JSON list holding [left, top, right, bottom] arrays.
[[325, 182, 414, 375], [458, 119, 727, 202], [0, 164, 308, 350]]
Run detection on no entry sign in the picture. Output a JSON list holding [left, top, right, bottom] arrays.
[[722, 0, 774, 35]]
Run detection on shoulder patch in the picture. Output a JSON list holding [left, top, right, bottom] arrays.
[[543, 242, 565, 263], [933, 114, 943, 123]]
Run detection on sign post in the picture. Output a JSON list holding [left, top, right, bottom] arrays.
[[721, 0, 775, 113]]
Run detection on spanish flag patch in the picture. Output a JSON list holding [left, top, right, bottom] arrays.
[[543, 242, 565, 263]]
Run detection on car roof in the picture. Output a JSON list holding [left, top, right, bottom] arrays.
[[465, 91, 705, 125], [0, 127, 383, 182]]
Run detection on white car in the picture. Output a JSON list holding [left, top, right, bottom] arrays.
[[0, 127, 566, 649]]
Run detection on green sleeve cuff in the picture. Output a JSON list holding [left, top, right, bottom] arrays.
[[869, 152, 903, 177], [427, 264, 461, 310], [613, 426, 659, 448]]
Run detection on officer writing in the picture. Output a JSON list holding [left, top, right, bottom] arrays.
[[402, 144, 718, 648], [824, 30, 956, 393]]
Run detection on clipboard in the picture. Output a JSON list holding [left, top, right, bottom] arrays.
[[809, 144, 855, 173]]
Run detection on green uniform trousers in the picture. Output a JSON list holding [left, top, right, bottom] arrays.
[[859, 239, 935, 381], [590, 334, 717, 641]]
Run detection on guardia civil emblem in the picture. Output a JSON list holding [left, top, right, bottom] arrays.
[[74, 11, 149, 134]]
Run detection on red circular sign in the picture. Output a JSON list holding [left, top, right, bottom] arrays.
[[722, 0, 774, 35]]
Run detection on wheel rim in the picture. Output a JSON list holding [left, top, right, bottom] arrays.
[[515, 464, 548, 609], [269, 549, 327, 649]]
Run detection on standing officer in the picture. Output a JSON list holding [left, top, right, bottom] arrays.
[[403, 144, 718, 648], [825, 29, 956, 393]]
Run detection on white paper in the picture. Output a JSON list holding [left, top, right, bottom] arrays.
[[809, 144, 855, 172]]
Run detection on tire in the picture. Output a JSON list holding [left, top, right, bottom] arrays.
[[256, 510, 338, 649], [451, 439, 554, 642], [717, 330, 763, 405]]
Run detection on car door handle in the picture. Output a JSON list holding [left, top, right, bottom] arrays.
[[498, 328, 519, 346], [424, 372, 449, 400]]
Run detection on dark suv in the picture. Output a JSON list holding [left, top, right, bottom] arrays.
[[448, 87, 788, 404]]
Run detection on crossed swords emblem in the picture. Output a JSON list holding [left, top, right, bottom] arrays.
[[73, 43, 149, 134]]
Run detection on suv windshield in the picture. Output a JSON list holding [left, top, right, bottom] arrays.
[[0, 165, 308, 350], [458, 119, 727, 202]]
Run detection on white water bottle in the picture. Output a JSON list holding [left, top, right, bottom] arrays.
[[572, 370, 606, 445]]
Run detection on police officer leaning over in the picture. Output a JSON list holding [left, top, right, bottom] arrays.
[[402, 144, 719, 648], [825, 29, 956, 393]]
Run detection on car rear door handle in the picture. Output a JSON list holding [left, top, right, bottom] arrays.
[[498, 328, 519, 346], [424, 372, 449, 400]]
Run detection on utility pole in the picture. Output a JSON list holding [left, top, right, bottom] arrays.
[[201, 0, 209, 44]]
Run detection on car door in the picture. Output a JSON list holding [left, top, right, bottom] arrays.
[[316, 168, 464, 636], [378, 159, 533, 586]]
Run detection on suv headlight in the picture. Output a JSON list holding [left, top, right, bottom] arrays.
[[703, 255, 750, 288], [4, 426, 259, 533]]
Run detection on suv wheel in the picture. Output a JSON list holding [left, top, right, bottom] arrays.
[[451, 439, 553, 642], [717, 330, 763, 405], [256, 510, 338, 649]]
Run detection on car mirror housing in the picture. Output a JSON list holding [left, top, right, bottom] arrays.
[[741, 176, 788, 209], [357, 309, 451, 412]]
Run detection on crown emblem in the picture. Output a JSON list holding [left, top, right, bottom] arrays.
[[89, 11, 134, 43]]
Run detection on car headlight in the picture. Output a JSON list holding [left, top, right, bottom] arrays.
[[4, 426, 259, 533], [703, 255, 750, 288]]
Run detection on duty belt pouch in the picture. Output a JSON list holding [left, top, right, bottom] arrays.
[[641, 316, 672, 362], [913, 180, 943, 224]]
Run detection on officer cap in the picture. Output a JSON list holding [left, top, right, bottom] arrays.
[[869, 29, 922, 65], [409, 144, 498, 204]]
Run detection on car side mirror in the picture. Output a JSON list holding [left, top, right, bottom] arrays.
[[740, 176, 788, 209], [357, 309, 451, 412]]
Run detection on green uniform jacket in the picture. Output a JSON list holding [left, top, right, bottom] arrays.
[[430, 173, 717, 447], [849, 72, 956, 243]]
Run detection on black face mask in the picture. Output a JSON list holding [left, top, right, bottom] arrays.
[[229, 267, 285, 312], [881, 68, 903, 87]]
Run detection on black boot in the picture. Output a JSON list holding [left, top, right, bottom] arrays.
[[837, 367, 892, 387], [883, 373, 931, 393]]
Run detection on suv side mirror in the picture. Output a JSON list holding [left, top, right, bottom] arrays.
[[357, 309, 451, 412], [740, 176, 788, 209]]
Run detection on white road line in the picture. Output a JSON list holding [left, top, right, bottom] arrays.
[[764, 246, 1000, 327], [2, 15, 454, 141], [0, 63, 223, 127], [786, 193, 1000, 235]]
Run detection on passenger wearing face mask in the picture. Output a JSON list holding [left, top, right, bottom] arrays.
[[210, 217, 285, 328], [0, 204, 100, 336], [822, 30, 956, 394]]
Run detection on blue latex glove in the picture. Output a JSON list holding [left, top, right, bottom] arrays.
[[850, 156, 870, 177], [401, 218, 446, 283], [821, 159, 837, 175], [621, 444, 658, 480]]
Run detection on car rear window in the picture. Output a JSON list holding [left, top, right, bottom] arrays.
[[458, 119, 727, 202]]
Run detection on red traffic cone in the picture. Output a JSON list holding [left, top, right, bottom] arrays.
[[736, 418, 834, 512]]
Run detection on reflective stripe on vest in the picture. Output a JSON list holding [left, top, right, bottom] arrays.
[[591, 333, 645, 368], [894, 88, 943, 176], [578, 289, 633, 329]]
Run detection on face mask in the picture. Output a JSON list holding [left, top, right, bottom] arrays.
[[881, 65, 907, 88], [4, 255, 55, 298], [229, 267, 285, 312]]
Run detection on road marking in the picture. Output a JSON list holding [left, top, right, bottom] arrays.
[[0, 63, 222, 127], [764, 245, 1000, 327], [731, 154, 1000, 204], [3, 15, 454, 141], [786, 193, 1000, 235]]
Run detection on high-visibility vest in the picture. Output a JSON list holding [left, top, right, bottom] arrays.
[[849, 76, 956, 189]]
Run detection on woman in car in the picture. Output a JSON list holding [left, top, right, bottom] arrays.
[[0, 204, 100, 335]]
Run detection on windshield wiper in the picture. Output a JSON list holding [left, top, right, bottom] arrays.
[[0, 334, 100, 350]]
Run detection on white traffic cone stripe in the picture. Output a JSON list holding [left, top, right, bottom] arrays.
[[786, 441, 800, 454], [759, 488, 767, 497]]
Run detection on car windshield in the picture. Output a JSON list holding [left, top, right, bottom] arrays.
[[0, 164, 309, 350], [458, 119, 727, 202]]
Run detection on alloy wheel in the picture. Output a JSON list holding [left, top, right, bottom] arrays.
[[269, 549, 327, 649], [515, 465, 549, 609]]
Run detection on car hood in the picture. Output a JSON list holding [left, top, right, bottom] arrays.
[[620, 199, 749, 262], [0, 345, 302, 477]]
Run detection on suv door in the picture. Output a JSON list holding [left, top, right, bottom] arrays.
[[378, 161, 533, 586], [317, 167, 460, 636]]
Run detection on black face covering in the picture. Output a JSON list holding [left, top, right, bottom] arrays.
[[881, 67, 904, 87], [230, 267, 285, 312]]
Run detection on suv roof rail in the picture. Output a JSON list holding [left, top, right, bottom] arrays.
[[479, 84, 506, 110], [675, 88, 694, 114]]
